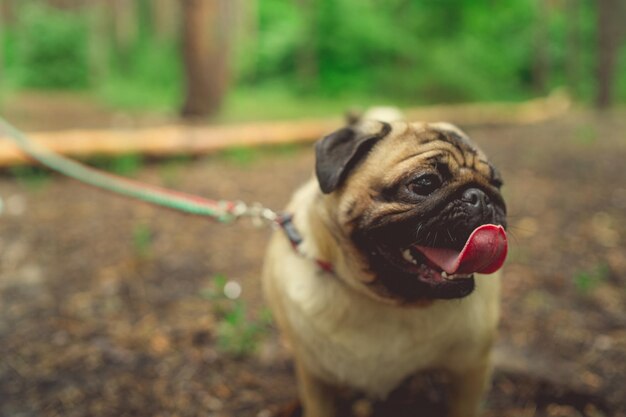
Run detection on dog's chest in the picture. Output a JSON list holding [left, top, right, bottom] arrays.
[[281, 267, 499, 398]]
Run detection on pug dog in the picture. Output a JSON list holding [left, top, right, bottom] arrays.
[[262, 112, 507, 417]]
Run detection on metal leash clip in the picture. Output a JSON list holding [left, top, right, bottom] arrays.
[[229, 200, 278, 227]]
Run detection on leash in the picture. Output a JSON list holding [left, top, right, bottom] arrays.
[[0, 117, 333, 273], [0, 117, 279, 224]]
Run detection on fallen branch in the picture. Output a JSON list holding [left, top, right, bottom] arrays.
[[0, 91, 571, 167]]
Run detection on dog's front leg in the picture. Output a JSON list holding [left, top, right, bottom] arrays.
[[447, 361, 492, 417], [294, 357, 338, 417]]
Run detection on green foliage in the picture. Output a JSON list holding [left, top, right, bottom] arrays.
[[237, 1, 304, 85], [1, 30, 20, 94], [573, 264, 610, 294], [98, 38, 182, 110], [13, 4, 89, 89], [238, 0, 624, 105], [200, 275, 272, 358], [2, 0, 626, 112], [110, 154, 144, 176], [243, 0, 539, 102], [201, 274, 229, 300], [96, 0, 181, 109], [216, 301, 269, 358], [132, 223, 153, 259], [89, 154, 144, 176]]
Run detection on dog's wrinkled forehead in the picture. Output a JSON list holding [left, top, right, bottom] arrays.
[[390, 121, 483, 155], [387, 122, 492, 171], [315, 120, 492, 194], [421, 122, 479, 152]]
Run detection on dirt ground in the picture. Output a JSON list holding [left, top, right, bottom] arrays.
[[0, 105, 625, 417]]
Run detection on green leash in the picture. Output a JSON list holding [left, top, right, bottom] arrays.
[[0, 117, 278, 224]]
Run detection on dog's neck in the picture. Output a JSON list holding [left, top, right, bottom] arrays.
[[287, 180, 374, 284], [277, 212, 335, 273], [289, 185, 337, 263]]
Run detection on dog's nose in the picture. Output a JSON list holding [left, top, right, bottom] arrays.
[[461, 188, 491, 213]]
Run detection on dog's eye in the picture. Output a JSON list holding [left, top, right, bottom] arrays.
[[408, 174, 441, 196]]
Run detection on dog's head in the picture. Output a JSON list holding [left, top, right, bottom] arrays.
[[315, 120, 507, 305]]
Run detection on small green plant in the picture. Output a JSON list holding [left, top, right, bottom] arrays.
[[89, 154, 143, 176], [132, 223, 153, 259], [9, 165, 51, 191], [573, 264, 610, 294], [200, 275, 272, 358], [216, 302, 268, 358], [110, 154, 143, 176], [200, 274, 229, 302]]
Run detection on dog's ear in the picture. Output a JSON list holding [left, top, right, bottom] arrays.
[[315, 121, 391, 194]]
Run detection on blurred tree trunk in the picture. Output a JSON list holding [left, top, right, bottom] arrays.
[[152, 0, 179, 43], [111, 0, 138, 69], [532, 0, 550, 94], [181, 0, 234, 118], [565, 0, 581, 97], [295, 0, 318, 90], [595, 0, 626, 108]]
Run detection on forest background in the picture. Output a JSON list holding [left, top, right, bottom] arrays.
[[1, 0, 625, 122]]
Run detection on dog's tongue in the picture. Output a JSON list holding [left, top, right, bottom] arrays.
[[415, 224, 507, 275]]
